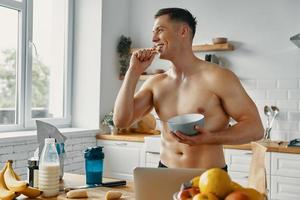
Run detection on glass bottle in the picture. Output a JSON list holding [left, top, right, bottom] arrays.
[[38, 138, 60, 197], [27, 157, 39, 188]]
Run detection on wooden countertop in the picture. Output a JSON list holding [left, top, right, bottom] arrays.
[[224, 140, 300, 154], [96, 132, 155, 142], [97, 133, 300, 154], [17, 173, 134, 200]]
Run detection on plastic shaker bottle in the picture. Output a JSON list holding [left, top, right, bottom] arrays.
[[84, 146, 105, 185]]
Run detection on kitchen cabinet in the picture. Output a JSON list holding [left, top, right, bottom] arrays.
[[271, 152, 300, 178], [144, 135, 161, 167], [225, 149, 300, 200], [224, 149, 271, 174], [145, 152, 160, 167], [270, 152, 300, 199], [271, 176, 300, 200], [224, 149, 271, 198], [97, 140, 145, 180], [97, 134, 300, 200]]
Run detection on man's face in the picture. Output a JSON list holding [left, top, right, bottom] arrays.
[[152, 15, 181, 59]]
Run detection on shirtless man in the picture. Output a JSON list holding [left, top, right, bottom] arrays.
[[113, 8, 264, 169]]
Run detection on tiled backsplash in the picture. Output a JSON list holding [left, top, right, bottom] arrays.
[[241, 79, 300, 141], [0, 130, 98, 180]]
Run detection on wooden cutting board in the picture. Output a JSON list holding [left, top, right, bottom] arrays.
[[18, 174, 135, 200], [57, 186, 135, 200]]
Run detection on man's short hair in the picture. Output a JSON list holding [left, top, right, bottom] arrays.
[[155, 8, 197, 39]]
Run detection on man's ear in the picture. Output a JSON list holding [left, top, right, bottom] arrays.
[[179, 24, 190, 38]]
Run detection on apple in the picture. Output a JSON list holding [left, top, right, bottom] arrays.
[[225, 191, 250, 200]]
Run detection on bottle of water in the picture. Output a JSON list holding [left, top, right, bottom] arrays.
[[39, 138, 60, 197]]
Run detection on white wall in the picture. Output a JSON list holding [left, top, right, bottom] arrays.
[[99, 0, 131, 121], [72, 0, 102, 128], [129, 0, 300, 79], [99, 0, 300, 140]]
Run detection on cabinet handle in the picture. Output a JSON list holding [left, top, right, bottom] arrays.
[[114, 142, 128, 146], [243, 152, 252, 155]]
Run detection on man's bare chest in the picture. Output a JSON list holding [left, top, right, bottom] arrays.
[[152, 83, 220, 120]]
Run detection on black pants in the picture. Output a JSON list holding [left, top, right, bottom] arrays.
[[158, 161, 228, 172]]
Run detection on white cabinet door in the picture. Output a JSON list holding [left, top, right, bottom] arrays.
[[145, 152, 160, 167], [97, 140, 145, 180], [224, 149, 271, 174], [224, 148, 271, 199], [228, 171, 249, 187], [271, 152, 300, 178], [271, 175, 300, 200], [228, 171, 271, 198]]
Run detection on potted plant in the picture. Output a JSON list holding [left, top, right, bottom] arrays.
[[117, 35, 132, 77], [102, 112, 118, 134]]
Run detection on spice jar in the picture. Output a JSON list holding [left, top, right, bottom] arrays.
[[27, 157, 39, 188]]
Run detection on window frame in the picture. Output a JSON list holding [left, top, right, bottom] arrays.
[[0, 0, 73, 132]]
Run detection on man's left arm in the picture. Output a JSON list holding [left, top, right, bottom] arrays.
[[174, 69, 264, 145]]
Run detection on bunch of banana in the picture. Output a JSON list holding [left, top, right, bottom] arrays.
[[0, 160, 42, 199], [0, 163, 18, 200]]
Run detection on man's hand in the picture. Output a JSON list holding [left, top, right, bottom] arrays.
[[129, 48, 157, 75], [171, 125, 215, 146]]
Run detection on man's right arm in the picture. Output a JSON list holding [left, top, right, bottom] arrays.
[[113, 49, 157, 128]]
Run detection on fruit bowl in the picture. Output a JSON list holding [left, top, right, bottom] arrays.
[[167, 113, 204, 136], [173, 168, 266, 200], [173, 192, 179, 200]]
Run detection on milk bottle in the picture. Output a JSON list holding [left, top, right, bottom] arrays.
[[39, 138, 60, 197]]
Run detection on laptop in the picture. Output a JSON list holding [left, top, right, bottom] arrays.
[[133, 167, 204, 200]]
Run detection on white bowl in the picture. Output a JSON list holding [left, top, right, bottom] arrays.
[[167, 113, 204, 136]]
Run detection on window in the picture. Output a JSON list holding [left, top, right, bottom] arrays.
[[0, 0, 73, 131], [0, 6, 19, 125]]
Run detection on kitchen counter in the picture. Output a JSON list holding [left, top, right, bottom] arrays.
[[96, 132, 156, 142], [17, 173, 134, 199], [97, 133, 300, 154], [224, 140, 300, 154]]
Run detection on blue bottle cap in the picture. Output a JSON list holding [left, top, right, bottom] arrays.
[[84, 146, 104, 160]]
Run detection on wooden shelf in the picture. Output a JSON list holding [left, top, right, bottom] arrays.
[[130, 43, 234, 53], [192, 43, 234, 52]]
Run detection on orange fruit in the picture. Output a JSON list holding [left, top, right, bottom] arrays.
[[191, 176, 200, 187], [199, 168, 232, 199], [230, 181, 243, 191], [239, 188, 264, 200]]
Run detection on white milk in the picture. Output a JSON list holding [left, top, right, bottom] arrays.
[[39, 164, 60, 197]]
